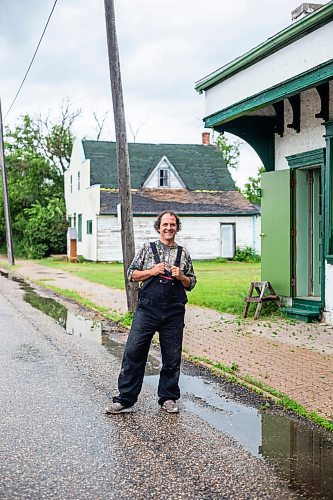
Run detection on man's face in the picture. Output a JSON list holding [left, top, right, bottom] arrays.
[[158, 213, 178, 244]]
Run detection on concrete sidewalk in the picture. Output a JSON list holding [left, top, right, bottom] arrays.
[[1, 258, 332, 421]]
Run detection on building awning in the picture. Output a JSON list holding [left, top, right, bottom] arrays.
[[204, 59, 333, 129]]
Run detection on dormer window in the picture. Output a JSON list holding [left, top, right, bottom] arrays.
[[159, 167, 169, 187], [142, 155, 185, 190]]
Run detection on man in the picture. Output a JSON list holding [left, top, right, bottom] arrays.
[[106, 211, 196, 414]]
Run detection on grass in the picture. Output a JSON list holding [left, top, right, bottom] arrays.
[[188, 260, 260, 314], [38, 258, 260, 316], [39, 258, 126, 289]]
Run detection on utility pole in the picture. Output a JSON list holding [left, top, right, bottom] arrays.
[[0, 99, 15, 266], [104, 0, 137, 312]]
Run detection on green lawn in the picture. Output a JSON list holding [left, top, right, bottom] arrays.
[[188, 260, 260, 314], [39, 258, 260, 315]]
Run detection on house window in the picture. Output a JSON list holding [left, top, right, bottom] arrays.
[[78, 171, 81, 191], [70, 175, 73, 193], [159, 167, 169, 187], [77, 214, 82, 242], [86, 220, 92, 235], [73, 213, 77, 228], [68, 216, 72, 227]]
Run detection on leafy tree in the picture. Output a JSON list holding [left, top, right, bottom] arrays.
[[215, 133, 240, 170], [242, 166, 265, 205], [22, 198, 68, 258], [0, 104, 79, 257]]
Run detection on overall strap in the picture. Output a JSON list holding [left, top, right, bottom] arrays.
[[174, 245, 183, 267], [150, 242, 160, 264]]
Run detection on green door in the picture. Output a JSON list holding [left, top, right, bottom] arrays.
[[261, 170, 291, 296]]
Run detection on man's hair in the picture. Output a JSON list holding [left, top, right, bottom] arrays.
[[154, 211, 182, 232]]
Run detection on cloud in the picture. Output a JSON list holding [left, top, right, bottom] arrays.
[[1, 0, 328, 186]]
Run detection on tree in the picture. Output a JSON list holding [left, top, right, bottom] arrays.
[[215, 133, 240, 170], [242, 166, 265, 205], [36, 99, 80, 173], [22, 198, 68, 258], [0, 106, 78, 257]]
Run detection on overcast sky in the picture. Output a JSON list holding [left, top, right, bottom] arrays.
[[0, 0, 328, 186]]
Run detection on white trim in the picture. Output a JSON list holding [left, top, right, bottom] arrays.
[[142, 155, 186, 189]]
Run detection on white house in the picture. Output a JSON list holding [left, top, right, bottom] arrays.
[[64, 136, 260, 262], [195, 2, 333, 322]]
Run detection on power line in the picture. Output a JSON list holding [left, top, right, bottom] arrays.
[[4, 0, 59, 120]]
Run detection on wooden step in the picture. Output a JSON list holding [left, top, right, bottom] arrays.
[[281, 307, 320, 323]]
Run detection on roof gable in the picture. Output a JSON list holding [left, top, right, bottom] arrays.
[[142, 155, 186, 189], [81, 140, 236, 191]]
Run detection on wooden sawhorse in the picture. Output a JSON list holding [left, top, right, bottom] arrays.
[[243, 281, 281, 320]]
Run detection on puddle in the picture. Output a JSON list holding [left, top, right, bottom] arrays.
[[11, 276, 67, 328], [146, 373, 333, 498], [2, 270, 333, 498]]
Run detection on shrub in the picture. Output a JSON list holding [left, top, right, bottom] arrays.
[[233, 246, 261, 263]]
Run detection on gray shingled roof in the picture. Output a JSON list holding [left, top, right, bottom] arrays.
[[82, 140, 236, 191], [100, 189, 260, 216]]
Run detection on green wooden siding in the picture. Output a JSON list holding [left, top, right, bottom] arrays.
[[261, 170, 291, 296]]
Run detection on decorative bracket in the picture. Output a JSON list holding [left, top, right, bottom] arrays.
[[273, 101, 284, 137], [287, 94, 301, 133], [315, 82, 329, 122]]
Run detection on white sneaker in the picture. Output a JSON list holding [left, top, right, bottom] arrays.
[[161, 400, 179, 413]]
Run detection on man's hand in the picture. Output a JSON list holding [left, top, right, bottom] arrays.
[[171, 265, 184, 280], [131, 263, 165, 282], [171, 266, 190, 289], [152, 262, 165, 276]]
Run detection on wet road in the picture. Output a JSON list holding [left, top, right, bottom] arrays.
[[0, 275, 331, 499]]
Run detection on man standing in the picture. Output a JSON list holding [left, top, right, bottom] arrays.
[[106, 211, 196, 414]]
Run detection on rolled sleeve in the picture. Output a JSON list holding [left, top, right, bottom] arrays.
[[183, 251, 196, 291], [127, 243, 149, 282]]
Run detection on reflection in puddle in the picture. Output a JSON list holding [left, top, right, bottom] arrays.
[[11, 275, 67, 328], [102, 334, 160, 376], [261, 413, 333, 499], [66, 311, 101, 342], [2, 270, 333, 498]]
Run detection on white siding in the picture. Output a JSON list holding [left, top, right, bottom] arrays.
[[95, 215, 261, 262], [324, 262, 333, 323], [65, 140, 100, 261], [204, 22, 333, 117]]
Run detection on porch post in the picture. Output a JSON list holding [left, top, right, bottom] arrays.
[[324, 121, 333, 261]]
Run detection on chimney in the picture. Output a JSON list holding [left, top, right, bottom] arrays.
[[202, 131, 210, 146], [291, 3, 323, 22]]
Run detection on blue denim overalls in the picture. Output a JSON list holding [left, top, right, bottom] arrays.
[[113, 243, 187, 407]]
